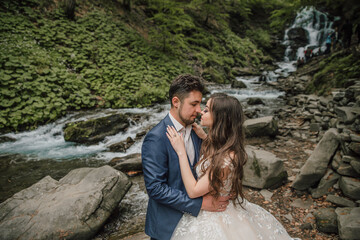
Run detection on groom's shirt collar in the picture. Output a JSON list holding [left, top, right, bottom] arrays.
[[169, 112, 184, 132], [168, 112, 192, 135]]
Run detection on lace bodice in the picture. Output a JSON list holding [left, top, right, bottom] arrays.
[[196, 157, 233, 197], [171, 156, 294, 240]]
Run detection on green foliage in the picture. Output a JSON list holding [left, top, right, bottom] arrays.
[[269, 0, 301, 33], [246, 28, 272, 50], [306, 51, 360, 95], [148, 0, 195, 52], [189, 0, 229, 27], [0, 0, 267, 132]]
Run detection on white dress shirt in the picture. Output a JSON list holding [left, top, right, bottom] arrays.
[[169, 112, 195, 165]]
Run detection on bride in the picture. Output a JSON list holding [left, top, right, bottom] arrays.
[[166, 93, 296, 240]]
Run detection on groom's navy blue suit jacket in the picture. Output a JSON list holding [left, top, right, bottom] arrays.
[[142, 114, 203, 240]]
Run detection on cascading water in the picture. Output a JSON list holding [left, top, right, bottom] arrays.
[[283, 6, 337, 62]]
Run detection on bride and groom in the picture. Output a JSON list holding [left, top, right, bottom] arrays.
[[141, 74, 295, 240]]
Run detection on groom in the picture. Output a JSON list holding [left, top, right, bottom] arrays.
[[142, 74, 229, 240]]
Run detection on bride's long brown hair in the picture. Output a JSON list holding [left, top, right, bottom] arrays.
[[198, 93, 247, 205]]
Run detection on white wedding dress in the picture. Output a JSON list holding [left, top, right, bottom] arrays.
[[171, 158, 295, 240]]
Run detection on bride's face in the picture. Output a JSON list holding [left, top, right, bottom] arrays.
[[200, 98, 213, 127]]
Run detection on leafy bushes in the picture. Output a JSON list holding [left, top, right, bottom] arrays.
[[0, 0, 266, 132]]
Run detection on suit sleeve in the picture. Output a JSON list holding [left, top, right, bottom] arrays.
[[142, 131, 202, 217]]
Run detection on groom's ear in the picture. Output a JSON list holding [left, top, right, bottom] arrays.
[[172, 96, 180, 108]]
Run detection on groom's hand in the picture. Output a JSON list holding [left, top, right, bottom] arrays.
[[201, 194, 230, 212]]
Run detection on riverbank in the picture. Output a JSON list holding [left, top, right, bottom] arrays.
[[105, 51, 360, 240]]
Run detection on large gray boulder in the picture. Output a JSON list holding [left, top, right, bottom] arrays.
[[292, 128, 339, 190], [335, 207, 360, 240], [243, 145, 288, 189], [0, 165, 131, 240], [244, 116, 278, 138], [63, 113, 130, 145]]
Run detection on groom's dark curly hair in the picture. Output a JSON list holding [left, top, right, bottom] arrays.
[[169, 74, 204, 106]]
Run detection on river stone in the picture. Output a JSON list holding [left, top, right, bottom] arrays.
[[243, 145, 287, 189], [292, 128, 339, 190], [313, 208, 338, 233], [244, 116, 278, 138], [350, 160, 360, 174], [335, 107, 360, 124], [109, 153, 142, 172], [336, 162, 360, 178], [0, 165, 131, 240], [63, 113, 130, 145], [335, 207, 360, 240], [247, 98, 265, 105], [0, 136, 16, 143], [231, 79, 247, 88], [339, 176, 360, 200], [349, 142, 360, 155], [326, 195, 357, 207], [109, 137, 135, 152], [310, 169, 340, 199]]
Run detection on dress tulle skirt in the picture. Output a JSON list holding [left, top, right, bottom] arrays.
[[171, 200, 295, 240]]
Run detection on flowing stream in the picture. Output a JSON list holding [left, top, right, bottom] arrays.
[[0, 6, 335, 239]]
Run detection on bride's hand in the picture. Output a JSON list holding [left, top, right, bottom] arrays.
[[166, 126, 186, 156], [192, 123, 207, 140]]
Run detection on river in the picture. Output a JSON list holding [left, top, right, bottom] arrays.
[[0, 6, 336, 240]]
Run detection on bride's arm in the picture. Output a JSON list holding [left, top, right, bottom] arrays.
[[167, 126, 210, 198], [177, 150, 210, 198]]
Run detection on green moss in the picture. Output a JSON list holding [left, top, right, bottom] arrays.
[[306, 51, 360, 95], [251, 154, 262, 177]]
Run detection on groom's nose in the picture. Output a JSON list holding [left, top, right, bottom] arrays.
[[195, 104, 201, 113]]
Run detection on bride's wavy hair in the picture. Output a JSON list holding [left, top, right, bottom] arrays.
[[199, 93, 247, 206]]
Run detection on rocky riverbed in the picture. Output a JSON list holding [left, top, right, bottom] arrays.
[[112, 56, 360, 240], [1, 53, 359, 240]]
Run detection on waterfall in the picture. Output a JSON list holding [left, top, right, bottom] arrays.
[[283, 6, 338, 62]]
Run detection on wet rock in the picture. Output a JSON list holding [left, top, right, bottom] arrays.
[[292, 128, 339, 190], [339, 176, 360, 200], [63, 114, 130, 145], [0, 166, 131, 240], [326, 195, 357, 207], [109, 137, 135, 152], [247, 98, 265, 105], [314, 208, 338, 233], [109, 153, 142, 173], [335, 207, 360, 240], [231, 79, 247, 88], [243, 146, 288, 189], [0, 136, 16, 143], [244, 116, 278, 138]]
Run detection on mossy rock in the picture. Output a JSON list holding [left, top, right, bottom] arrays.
[[63, 113, 130, 145]]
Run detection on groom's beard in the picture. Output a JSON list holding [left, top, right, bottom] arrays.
[[179, 105, 196, 126]]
